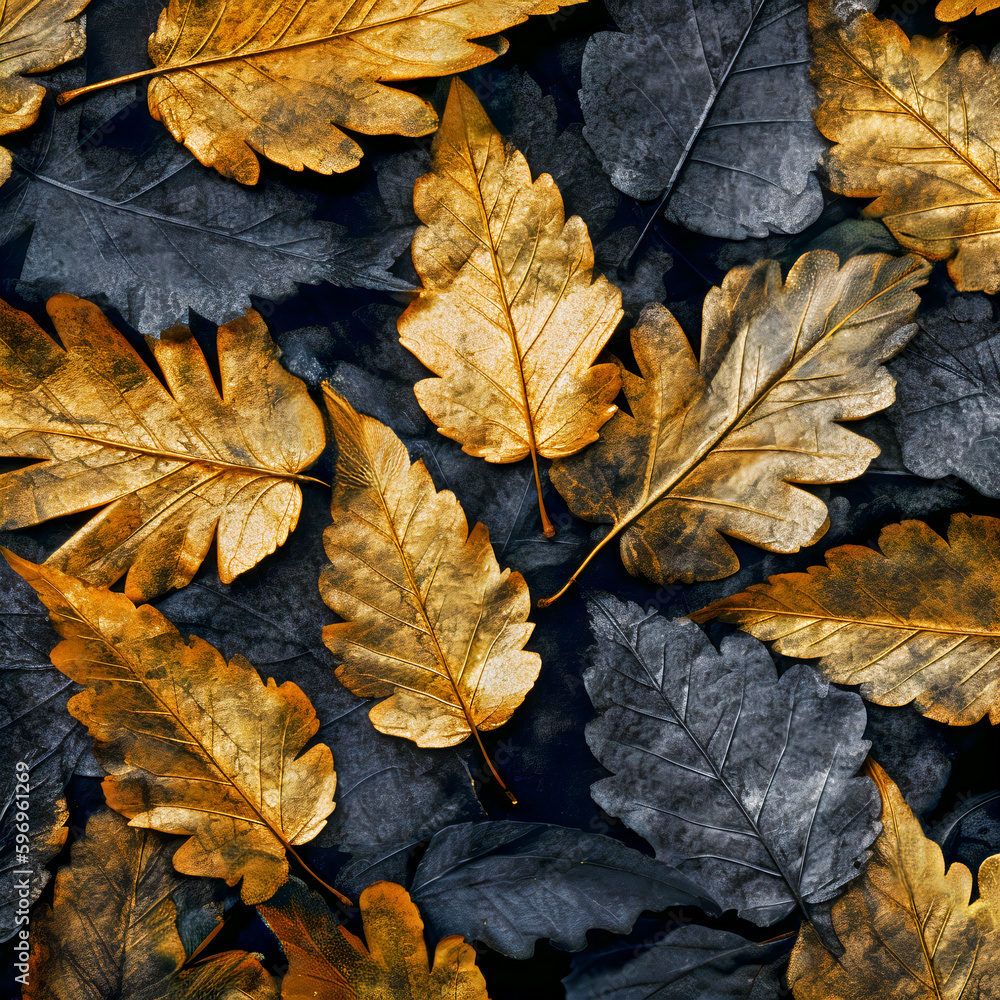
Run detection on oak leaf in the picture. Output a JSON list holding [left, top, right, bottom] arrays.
[[259, 878, 489, 1000], [4, 553, 337, 905], [811, 6, 1000, 293], [543, 251, 928, 601], [692, 515, 1000, 726], [319, 387, 541, 759], [788, 762, 1000, 1000], [0, 294, 325, 601], [936, 0, 1000, 17], [26, 809, 278, 1000], [63, 0, 584, 184], [583, 593, 880, 925], [0, 0, 88, 186], [398, 79, 623, 537]]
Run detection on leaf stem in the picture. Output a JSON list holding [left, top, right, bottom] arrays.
[[469, 725, 517, 805], [538, 522, 621, 607], [183, 916, 228, 967], [530, 455, 555, 539], [286, 845, 354, 908]]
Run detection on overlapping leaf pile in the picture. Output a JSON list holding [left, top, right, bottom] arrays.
[[3, 1, 1000, 998]]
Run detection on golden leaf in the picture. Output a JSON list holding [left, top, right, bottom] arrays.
[[936, 0, 1000, 17], [4, 552, 338, 905], [691, 515, 1000, 726], [811, 6, 1000, 293], [27, 809, 279, 1000], [788, 762, 1000, 999], [319, 387, 540, 794], [398, 79, 623, 537], [541, 251, 929, 604], [0, 294, 325, 602], [260, 879, 490, 1000], [59, 0, 584, 184], [0, 0, 88, 187]]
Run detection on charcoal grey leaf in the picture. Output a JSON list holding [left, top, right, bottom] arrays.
[[889, 293, 1000, 498], [408, 821, 716, 959], [0, 72, 412, 336], [563, 924, 794, 1000], [581, 0, 825, 239], [933, 791, 1000, 877], [0, 537, 92, 940], [584, 593, 880, 926]]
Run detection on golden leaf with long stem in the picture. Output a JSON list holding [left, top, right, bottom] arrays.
[[398, 79, 623, 537], [319, 386, 540, 803], [4, 552, 339, 905], [0, 294, 325, 602]]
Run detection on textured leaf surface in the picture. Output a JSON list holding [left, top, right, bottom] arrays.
[[26, 809, 278, 1000], [546, 251, 928, 596], [320, 386, 541, 748], [260, 879, 489, 1000], [399, 79, 622, 534], [936, 0, 1000, 17], [408, 821, 715, 959], [788, 763, 1000, 1000], [0, 294, 325, 600], [0, 0, 88, 185], [585, 593, 880, 925], [137, 0, 583, 183], [693, 515, 1000, 726], [889, 293, 1000, 498], [6, 554, 337, 904], [812, 7, 1000, 292], [1, 81, 412, 336], [581, 0, 825, 239], [563, 926, 794, 1000]]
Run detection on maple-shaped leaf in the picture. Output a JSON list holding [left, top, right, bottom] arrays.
[[811, 5, 1000, 293], [0, 0, 88, 186], [889, 293, 1000, 499], [584, 593, 880, 926], [5, 554, 337, 905], [543, 251, 929, 601], [259, 878, 489, 1000], [26, 809, 278, 1000], [693, 514, 1000, 726], [320, 386, 541, 763], [62, 0, 585, 184], [0, 294, 325, 601], [936, 0, 1000, 17], [564, 926, 794, 1000], [788, 762, 1000, 999], [581, 0, 826, 240], [398, 79, 623, 537]]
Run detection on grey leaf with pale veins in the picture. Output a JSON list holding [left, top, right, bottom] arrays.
[[584, 593, 880, 925], [889, 293, 1000, 498], [581, 0, 825, 239], [563, 924, 794, 999], [409, 821, 716, 959], [0, 72, 412, 336]]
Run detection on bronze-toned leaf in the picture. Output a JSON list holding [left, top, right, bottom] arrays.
[[542, 251, 929, 602], [936, 0, 1000, 17], [319, 387, 540, 774], [0, 294, 325, 601], [4, 552, 337, 904], [693, 515, 1000, 726], [398, 78, 623, 536]]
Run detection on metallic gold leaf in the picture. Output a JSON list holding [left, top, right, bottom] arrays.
[[936, 0, 1000, 17], [398, 79, 623, 536], [0, 294, 325, 601], [692, 515, 1000, 726], [811, 5, 1000, 292], [62, 0, 584, 184], [27, 809, 278, 1000], [0, 0, 88, 186], [788, 762, 1000, 1000], [319, 386, 540, 755], [260, 879, 489, 1000], [542, 251, 929, 602], [4, 553, 337, 905]]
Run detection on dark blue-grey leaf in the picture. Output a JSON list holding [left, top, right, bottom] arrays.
[[584, 593, 880, 925], [409, 821, 715, 959]]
